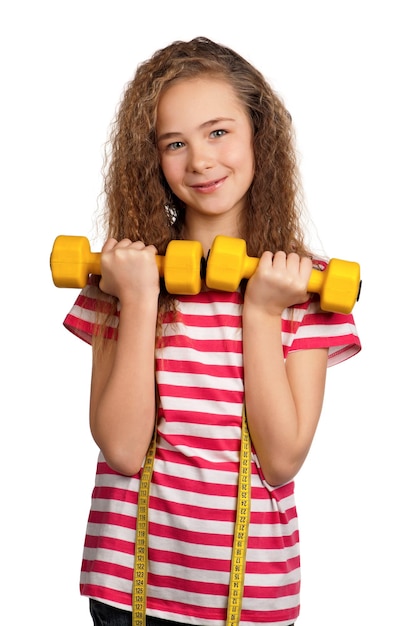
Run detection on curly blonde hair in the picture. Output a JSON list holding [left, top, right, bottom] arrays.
[[94, 36, 311, 341]]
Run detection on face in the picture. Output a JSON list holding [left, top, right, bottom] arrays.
[[156, 77, 255, 232]]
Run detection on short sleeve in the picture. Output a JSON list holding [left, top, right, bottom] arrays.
[[282, 298, 361, 367], [63, 276, 120, 345]]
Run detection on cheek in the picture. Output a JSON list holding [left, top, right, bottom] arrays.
[[160, 158, 182, 188], [235, 145, 255, 183], [229, 136, 254, 171]]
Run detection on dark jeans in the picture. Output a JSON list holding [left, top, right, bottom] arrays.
[[89, 599, 193, 626], [89, 598, 294, 625]]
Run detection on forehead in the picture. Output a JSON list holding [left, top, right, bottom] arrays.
[[156, 77, 248, 130]]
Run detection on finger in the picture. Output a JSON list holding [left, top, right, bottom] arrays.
[[285, 252, 301, 273], [255, 251, 274, 273], [128, 240, 150, 253], [116, 238, 135, 249], [299, 255, 313, 281], [271, 250, 287, 270], [101, 237, 119, 252], [144, 244, 158, 255]]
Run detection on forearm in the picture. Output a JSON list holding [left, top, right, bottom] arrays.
[[90, 298, 158, 475], [243, 308, 297, 483], [243, 306, 326, 486]]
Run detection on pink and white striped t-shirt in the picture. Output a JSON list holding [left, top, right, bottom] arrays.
[[64, 283, 361, 625]]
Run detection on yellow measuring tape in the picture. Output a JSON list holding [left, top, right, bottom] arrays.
[[226, 406, 251, 626], [132, 407, 251, 626], [132, 429, 157, 626]]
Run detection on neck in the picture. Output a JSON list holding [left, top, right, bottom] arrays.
[[183, 215, 241, 256]]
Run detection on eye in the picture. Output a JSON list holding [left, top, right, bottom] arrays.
[[166, 141, 185, 151], [210, 129, 227, 139]]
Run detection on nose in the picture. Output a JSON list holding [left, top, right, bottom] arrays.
[[187, 141, 214, 173]]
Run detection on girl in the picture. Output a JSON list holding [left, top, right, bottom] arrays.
[[63, 37, 361, 626]]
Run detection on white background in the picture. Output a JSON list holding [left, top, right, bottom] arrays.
[[1, 1, 415, 624]]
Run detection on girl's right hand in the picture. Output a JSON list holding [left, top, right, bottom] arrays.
[[99, 238, 160, 302]]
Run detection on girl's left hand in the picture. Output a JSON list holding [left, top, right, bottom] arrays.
[[244, 251, 313, 316]]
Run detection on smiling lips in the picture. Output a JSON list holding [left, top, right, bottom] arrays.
[[191, 177, 227, 193]]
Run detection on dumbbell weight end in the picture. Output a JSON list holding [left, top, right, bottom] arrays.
[[50, 236, 101, 288], [307, 258, 361, 315]]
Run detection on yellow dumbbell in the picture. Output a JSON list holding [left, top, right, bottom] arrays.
[[206, 235, 361, 314], [51, 234, 361, 313], [50, 235, 204, 295]]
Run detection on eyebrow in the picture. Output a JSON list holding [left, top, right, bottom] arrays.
[[157, 117, 236, 143]]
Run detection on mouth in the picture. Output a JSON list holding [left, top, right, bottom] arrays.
[[191, 177, 226, 193]]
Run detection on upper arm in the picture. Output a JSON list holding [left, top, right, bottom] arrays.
[[285, 347, 329, 449], [89, 338, 117, 430]]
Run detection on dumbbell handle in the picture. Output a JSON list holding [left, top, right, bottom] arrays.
[[71, 248, 170, 278], [51, 236, 157, 285]]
